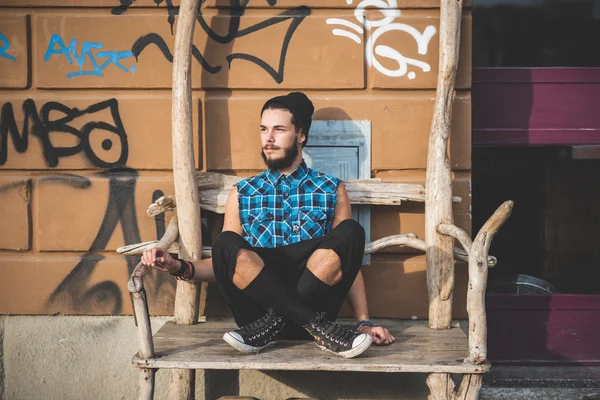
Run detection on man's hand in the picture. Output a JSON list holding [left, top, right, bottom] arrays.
[[141, 248, 179, 274], [359, 325, 395, 345]]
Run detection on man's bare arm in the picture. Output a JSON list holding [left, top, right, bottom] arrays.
[[331, 182, 352, 229], [140, 186, 243, 283], [332, 184, 370, 321], [189, 186, 244, 282], [333, 183, 395, 345], [221, 185, 244, 235]]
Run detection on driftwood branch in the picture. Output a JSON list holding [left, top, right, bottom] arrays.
[[169, 0, 202, 397], [437, 223, 472, 253], [122, 233, 489, 266], [438, 223, 497, 268], [146, 183, 462, 217], [138, 368, 156, 400], [456, 374, 483, 400], [364, 233, 420, 254], [365, 234, 494, 266], [425, 0, 464, 330], [427, 373, 482, 400], [465, 200, 513, 364], [118, 241, 212, 258], [128, 216, 179, 293]]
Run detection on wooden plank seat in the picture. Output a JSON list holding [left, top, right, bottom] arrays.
[[133, 319, 490, 375]]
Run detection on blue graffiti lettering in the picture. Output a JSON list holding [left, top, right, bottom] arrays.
[[44, 34, 135, 78], [0, 32, 16, 61]]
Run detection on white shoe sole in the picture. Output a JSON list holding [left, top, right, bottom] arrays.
[[316, 334, 373, 359], [223, 332, 277, 354]]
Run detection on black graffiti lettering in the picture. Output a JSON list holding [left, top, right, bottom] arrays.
[[90, 169, 141, 251], [132, 33, 221, 74], [226, 6, 310, 83], [125, 0, 309, 83], [0, 98, 128, 168], [45, 171, 175, 314], [0, 100, 39, 165], [111, 0, 137, 15]]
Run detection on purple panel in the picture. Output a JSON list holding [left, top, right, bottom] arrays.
[[474, 68, 600, 83], [473, 68, 600, 145], [487, 294, 600, 364]]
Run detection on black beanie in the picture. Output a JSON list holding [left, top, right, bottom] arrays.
[[261, 92, 314, 147]]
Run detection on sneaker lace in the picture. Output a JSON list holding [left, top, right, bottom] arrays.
[[239, 310, 277, 337], [313, 313, 354, 343]]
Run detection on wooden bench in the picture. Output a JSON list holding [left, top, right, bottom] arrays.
[[122, 0, 513, 398]]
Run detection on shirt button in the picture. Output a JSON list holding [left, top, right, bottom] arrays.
[[292, 225, 300, 233], [283, 192, 289, 199]]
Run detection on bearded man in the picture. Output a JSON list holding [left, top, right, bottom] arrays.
[[142, 92, 394, 358]]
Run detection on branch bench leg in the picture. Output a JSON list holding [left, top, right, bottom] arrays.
[[138, 368, 156, 400], [168, 369, 196, 400], [427, 373, 482, 400]]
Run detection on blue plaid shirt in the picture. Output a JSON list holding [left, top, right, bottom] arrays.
[[236, 160, 340, 248]]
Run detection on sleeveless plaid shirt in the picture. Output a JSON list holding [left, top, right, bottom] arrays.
[[236, 160, 340, 248]]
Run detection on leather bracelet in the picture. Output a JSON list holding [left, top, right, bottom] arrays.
[[170, 260, 187, 277], [176, 260, 195, 282], [356, 319, 374, 332]]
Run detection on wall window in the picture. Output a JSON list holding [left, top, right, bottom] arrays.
[[474, 0, 600, 67]]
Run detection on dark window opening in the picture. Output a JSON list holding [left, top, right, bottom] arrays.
[[474, 0, 600, 67]]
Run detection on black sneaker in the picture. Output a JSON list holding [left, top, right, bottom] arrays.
[[303, 312, 372, 358], [223, 308, 286, 354]]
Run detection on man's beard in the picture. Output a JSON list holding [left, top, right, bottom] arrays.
[[261, 142, 299, 171]]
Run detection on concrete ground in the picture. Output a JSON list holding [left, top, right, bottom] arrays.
[[1, 316, 599, 400]]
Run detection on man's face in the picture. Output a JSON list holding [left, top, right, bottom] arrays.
[[260, 108, 302, 170]]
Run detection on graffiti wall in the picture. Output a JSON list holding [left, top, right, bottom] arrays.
[[0, 0, 472, 318]]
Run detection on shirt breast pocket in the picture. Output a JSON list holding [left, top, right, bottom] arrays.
[[243, 210, 274, 247], [298, 208, 327, 240]]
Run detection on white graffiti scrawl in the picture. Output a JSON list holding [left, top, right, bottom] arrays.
[[326, 0, 437, 79]]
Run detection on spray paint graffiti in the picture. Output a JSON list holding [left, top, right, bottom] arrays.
[[0, 98, 128, 168], [0, 32, 16, 61], [132, 33, 221, 74], [123, 1, 310, 84], [326, 0, 436, 79], [44, 171, 174, 314], [44, 34, 136, 78]]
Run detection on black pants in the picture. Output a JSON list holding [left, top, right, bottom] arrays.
[[212, 219, 365, 340]]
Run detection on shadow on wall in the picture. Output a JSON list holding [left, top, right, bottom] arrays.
[[201, 5, 233, 170], [314, 106, 352, 121]]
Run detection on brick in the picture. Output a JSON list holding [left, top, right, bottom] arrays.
[[0, 14, 28, 89], [0, 92, 200, 170], [0, 253, 175, 315], [0, 176, 30, 250], [204, 91, 470, 170], [338, 254, 468, 319], [370, 171, 471, 253], [34, 10, 364, 89], [36, 171, 176, 251], [368, 11, 471, 89]]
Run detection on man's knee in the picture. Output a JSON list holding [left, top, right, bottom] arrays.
[[308, 248, 343, 286], [235, 248, 263, 270], [212, 231, 248, 281], [335, 219, 365, 243], [213, 230, 244, 252]]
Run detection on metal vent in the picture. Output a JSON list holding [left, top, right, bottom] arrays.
[[488, 274, 560, 295]]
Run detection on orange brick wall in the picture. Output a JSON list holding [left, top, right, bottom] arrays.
[[0, 1, 471, 318]]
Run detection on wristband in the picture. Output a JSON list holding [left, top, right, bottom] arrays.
[[170, 260, 187, 277], [356, 319, 374, 332], [174, 260, 195, 282]]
